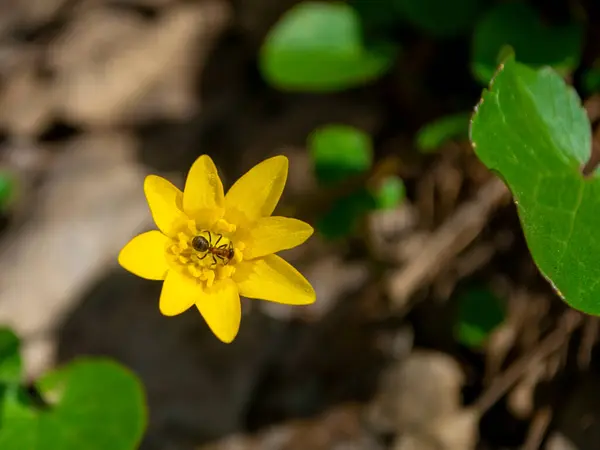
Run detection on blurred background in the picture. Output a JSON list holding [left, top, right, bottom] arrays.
[[0, 0, 599, 449]]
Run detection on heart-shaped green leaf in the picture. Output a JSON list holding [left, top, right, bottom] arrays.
[[308, 124, 373, 186], [0, 359, 147, 450], [470, 57, 600, 314], [0, 328, 21, 385], [395, 0, 482, 37], [471, 3, 583, 85], [455, 287, 505, 348], [259, 1, 397, 92], [416, 112, 471, 153]]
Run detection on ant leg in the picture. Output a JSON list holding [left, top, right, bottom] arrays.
[[218, 244, 227, 249], [212, 255, 217, 266], [199, 253, 209, 260], [206, 231, 213, 246], [215, 234, 222, 246]]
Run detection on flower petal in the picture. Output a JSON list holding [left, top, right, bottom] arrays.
[[196, 279, 241, 343], [225, 156, 288, 224], [118, 231, 170, 280], [234, 254, 315, 305], [244, 217, 313, 259], [183, 155, 225, 218], [159, 270, 199, 316], [144, 175, 187, 237]]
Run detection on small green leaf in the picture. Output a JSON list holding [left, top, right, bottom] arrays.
[[470, 57, 600, 315], [372, 175, 406, 210], [0, 328, 21, 385], [455, 287, 505, 348], [308, 124, 373, 186], [0, 359, 147, 450], [471, 3, 583, 85], [416, 112, 471, 152], [0, 172, 15, 211], [582, 66, 600, 94], [395, 0, 482, 37], [260, 1, 397, 92], [317, 188, 375, 240]]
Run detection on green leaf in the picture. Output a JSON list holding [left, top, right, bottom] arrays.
[[308, 124, 373, 186], [416, 112, 471, 152], [317, 188, 376, 240], [582, 66, 600, 94], [372, 175, 406, 210], [0, 328, 21, 385], [0, 172, 15, 211], [395, 0, 482, 37], [0, 359, 147, 450], [471, 3, 584, 85], [470, 57, 600, 315], [259, 1, 397, 92], [455, 287, 505, 348]]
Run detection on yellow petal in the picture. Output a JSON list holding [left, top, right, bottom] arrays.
[[118, 231, 170, 280], [196, 279, 241, 343], [224, 156, 288, 225], [159, 269, 199, 316], [183, 155, 225, 219], [144, 175, 187, 237], [244, 216, 313, 259], [234, 254, 315, 305]]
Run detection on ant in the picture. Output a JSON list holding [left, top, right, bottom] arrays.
[[191, 231, 234, 266]]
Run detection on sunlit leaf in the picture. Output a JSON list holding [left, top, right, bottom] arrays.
[[471, 3, 583, 85], [260, 2, 397, 92], [0, 359, 147, 450], [470, 56, 600, 314], [308, 124, 373, 186]]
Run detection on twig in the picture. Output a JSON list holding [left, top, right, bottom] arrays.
[[474, 311, 583, 414], [577, 317, 598, 370], [387, 176, 510, 310], [523, 407, 553, 450]]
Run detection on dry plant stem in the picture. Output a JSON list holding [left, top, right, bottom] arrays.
[[474, 311, 583, 414], [387, 176, 510, 310], [577, 317, 598, 370], [523, 407, 553, 450]]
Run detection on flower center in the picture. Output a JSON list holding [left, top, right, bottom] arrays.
[[166, 219, 243, 287]]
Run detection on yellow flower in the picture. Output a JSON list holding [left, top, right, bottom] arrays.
[[118, 155, 316, 343]]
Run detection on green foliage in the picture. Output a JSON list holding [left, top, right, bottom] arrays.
[[309, 124, 373, 186], [0, 172, 15, 212], [317, 188, 376, 240], [455, 287, 505, 348], [470, 56, 600, 315], [471, 2, 583, 85], [0, 330, 147, 450], [259, 1, 397, 92], [582, 66, 600, 94], [395, 0, 482, 37], [416, 112, 471, 152], [308, 124, 405, 239], [372, 175, 406, 210], [0, 329, 20, 385]]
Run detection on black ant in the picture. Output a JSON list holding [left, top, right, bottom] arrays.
[[192, 231, 234, 266]]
